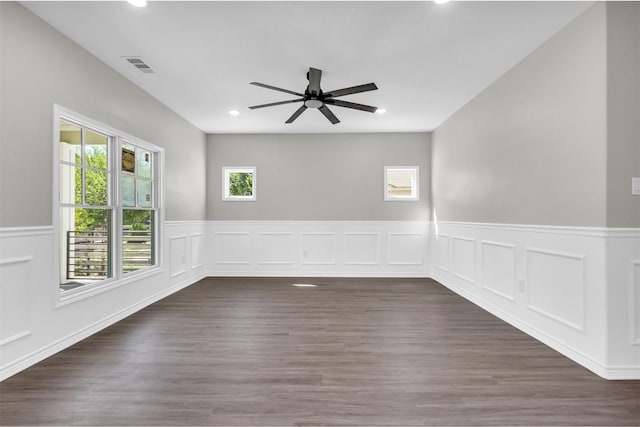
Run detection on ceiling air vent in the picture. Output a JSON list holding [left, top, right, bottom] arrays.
[[124, 57, 155, 74]]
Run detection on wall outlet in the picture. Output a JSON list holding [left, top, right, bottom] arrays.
[[303, 251, 309, 258], [518, 279, 526, 292], [632, 177, 640, 195]]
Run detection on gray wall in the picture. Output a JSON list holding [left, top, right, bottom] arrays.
[[432, 3, 609, 227], [606, 2, 640, 228], [0, 2, 207, 226], [207, 133, 431, 221]]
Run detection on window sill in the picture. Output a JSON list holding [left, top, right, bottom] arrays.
[[55, 266, 165, 308]]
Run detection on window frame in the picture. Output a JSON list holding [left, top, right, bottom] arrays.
[[222, 166, 257, 201], [384, 166, 420, 201], [53, 105, 164, 306]]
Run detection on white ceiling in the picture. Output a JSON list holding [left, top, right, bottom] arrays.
[[22, 1, 593, 134]]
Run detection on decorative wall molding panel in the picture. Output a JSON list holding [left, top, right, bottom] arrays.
[[301, 233, 336, 265], [432, 234, 450, 272], [480, 240, 516, 301], [344, 233, 379, 265], [452, 236, 475, 284], [525, 247, 585, 332], [0, 256, 33, 347], [604, 233, 640, 372], [387, 233, 423, 265], [170, 235, 188, 278], [207, 221, 429, 277], [191, 233, 205, 269], [257, 233, 294, 265], [430, 221, 640, 379], [215, 232, 250, 265]]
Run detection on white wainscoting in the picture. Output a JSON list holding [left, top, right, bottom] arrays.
[[3, 219, 638, 380], [0, 221, 207, 381], [430, 221, 640, 380], [604, 232, 640, 375], [207, 221, 429, 277], [633, 261, 640, 345]]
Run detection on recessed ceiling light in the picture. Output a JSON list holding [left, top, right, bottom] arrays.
[[228, 110, 240, 116], [127, 0, 147, 7], [376, 108, 387, 114], [292, 283, 317, 287], [433, 0, 450, 4]]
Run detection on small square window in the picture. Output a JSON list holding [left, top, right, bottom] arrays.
[[223, 167, 256, 201], [384, 166, 419, 201]]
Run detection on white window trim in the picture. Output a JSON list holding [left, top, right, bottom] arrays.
[[52, 104, 165, 307], [384, 166, 420, 201], [222, 166, 257, 201]]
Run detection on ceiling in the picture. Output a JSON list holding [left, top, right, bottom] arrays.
[[22, 1, 593, 134]]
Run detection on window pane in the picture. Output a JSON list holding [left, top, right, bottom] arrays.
[[385, 167, 418, 200], [136, 179, 152, 208], [387, 170, 413, 196], [123, 210, 154, 274], [229, 172, 253, 196], [136, 149, 151, 178], [59, 164, 82, 204], [121, 174, 135, 207], [85, 130, 108, 170], [59, 121, 82, 165], [122, 146, 135, 174], [60, 207, 112, 289], [85, 170, 109, 206]]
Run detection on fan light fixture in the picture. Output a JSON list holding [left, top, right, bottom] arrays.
[[433, 0, 450, 4], [228, 110, 240, 116], [376, 108, 387, 114], [127, 0, 147, 7], [304, 99, 323, 109]]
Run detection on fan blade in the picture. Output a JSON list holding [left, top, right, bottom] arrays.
[[324, 99, 377, 113], [308, 68, 322, 96], [318, 105, 340, 124], [250, 82, 304, 97], [285, 105, 307, 123], [323, 83, 378, 98], [249, 98, 304, 109]]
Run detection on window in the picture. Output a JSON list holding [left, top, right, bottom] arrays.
[[384, 166, 419, 201], [120, 143, 156, 274], [222, 167, 256, 201], [57, 107, 161, 295]]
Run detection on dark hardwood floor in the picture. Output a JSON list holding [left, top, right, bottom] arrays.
[[1, 277, 639, 426]]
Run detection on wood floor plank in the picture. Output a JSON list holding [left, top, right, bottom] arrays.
[[1, 277, 639, 426]]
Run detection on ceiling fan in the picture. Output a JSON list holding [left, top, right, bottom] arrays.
[[249, 67, 378, 124]]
